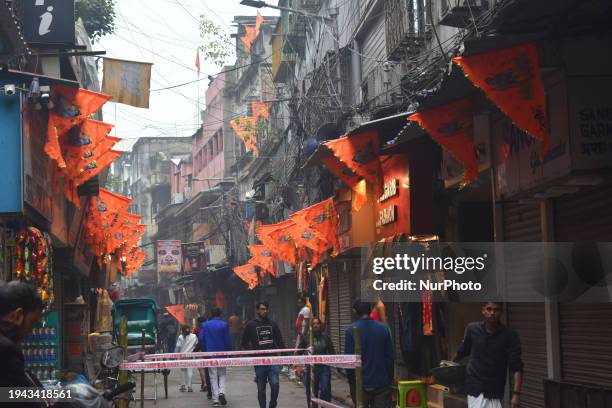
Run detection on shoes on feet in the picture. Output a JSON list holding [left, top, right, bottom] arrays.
[[187, 387, 193, 392], [212, 402, 220, 407], [201, 385, 208, 392], [219, 393, 227, 405], [207, 393, 212, 400], [179, 385, 186, 392]]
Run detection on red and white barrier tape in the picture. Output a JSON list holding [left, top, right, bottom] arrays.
[[119, 354, 360, 371], [143, 348, 305, 360], [310, 398, 348, 408]]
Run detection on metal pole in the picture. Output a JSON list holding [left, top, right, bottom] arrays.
[[118, 316, 128, 408], [309, 325, 315, 408], [353, 326, 363, 408], [141, 329, 146, 408]]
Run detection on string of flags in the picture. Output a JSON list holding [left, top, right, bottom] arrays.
[[229, 101, 270, 157]]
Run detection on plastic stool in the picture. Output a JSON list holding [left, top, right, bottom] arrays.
[[396, 380, 427, 408]]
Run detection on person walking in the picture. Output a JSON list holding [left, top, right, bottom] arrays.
[[452, 302, 523, 408], [241, 301, 285, 408], [228, 311, 242, 351], [302, 317, 334, 407], [345, 299, 394, 408], [193, 316, 211, 396], [175, 325, 198, 392], [200, 308, 232, 407]]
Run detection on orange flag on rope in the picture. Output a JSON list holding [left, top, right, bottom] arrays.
[[73, 149, 124, 186], [63, 119, 114, 162], [252, 102, 269, 122], [452, 43, 550, 155], [324, 130, 382, 185], [255, 11, 265, 36], [46, 86, 112, 168], [321, 156, 367, 212], [233, 263, 259, 289], [285, 219, 331, 268], [65, 136, 121, 179], [240, 25, 257, 52], [109, 213, 143, 255], [296, 198, 340, 256], [165, 304, 186, 325], [249, 245, 277, 277], [257, 221, 297, 265], [408, 98, 478, 185]]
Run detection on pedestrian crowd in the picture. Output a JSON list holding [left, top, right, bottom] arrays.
[[0, 280, 522, 408]]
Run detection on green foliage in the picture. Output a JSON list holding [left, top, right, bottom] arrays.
[[199, 17, 233, 68], [75, 0, 117, 42]]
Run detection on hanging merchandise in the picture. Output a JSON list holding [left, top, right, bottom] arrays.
[[408, 98, 479, 186], [233, 263, 259, 289], [14, 227, 54, 311], [318, 273, 328, 327], [45, 86, 111, 168], [453, 42, 550, 156], [422, 290, 433, 336]]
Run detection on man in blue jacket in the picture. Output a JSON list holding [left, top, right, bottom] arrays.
[[345, 299, 394, 408], [199, 308, 232, 406]]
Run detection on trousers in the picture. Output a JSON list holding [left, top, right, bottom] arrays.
[[255, 365, 280, 408], [180, 368, 192, 387], [467, 394, 503, 408], [209, 367, 227, 401]]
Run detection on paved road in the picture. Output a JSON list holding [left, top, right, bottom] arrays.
[[133, 366, 309, 408]]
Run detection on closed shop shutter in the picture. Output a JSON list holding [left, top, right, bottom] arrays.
[[328, 263, 342, 353], [338, 264, 352, 353], [504, 202, 547, 408], [555, 184, 612, 389]]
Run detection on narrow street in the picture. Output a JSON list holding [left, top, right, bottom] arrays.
[[135, 367, 308, 408]]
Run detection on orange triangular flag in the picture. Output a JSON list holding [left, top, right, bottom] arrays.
[[324, 130, 382, 185], [453, 43, 550, 155], [255, 11, 265, 36], [408, 98, 478, 185], [165, 304, 186, 325]]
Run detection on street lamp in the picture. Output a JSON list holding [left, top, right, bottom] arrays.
[[240, 0, 332, 21]]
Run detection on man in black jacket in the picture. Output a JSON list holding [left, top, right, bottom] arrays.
[[0, 281, 45, 389], [241, 301, 285, 408]]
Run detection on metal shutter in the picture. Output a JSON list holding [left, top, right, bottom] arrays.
[[556, 184, 612, 388], [338, 264, 353, 353], [504, 202, 547, 408], [328, 263, 342, 353]]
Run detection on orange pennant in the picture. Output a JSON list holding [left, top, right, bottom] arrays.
[[321, 156, 368, 212], [257, 221, 297, 265], [408, 98, 478, 185], [165, 304, 186, 325], [46, 86, 112, 168], [72, 149, 124, 186], [240, 25, 257, 52], [249, 245, 277, 277], [324, 130, 382, 185], [255, 11, 265, 36], [252, 101, 269, 122], [294, 198, 340, 256], [65, 136, 121, 179], [453, 43, 550, 155], [233, 263, 259, 289]]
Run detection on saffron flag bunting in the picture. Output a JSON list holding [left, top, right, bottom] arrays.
[[249, 245, 277, 277], [252, 102, 269, 122], [295, 198, 340, 256], [46, 86, 111, 168], [233, 264, 259, 289], [165, 305, 186, 326], [324, 130, 382, 185], [408, 98, 479, 185], [452, 43, 550, 155], [257, 221, 297, 265], [321, 156, 368, 212]]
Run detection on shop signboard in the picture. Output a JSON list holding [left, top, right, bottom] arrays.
[[20, 0, 75, 46], [375, 154, 411, 241], [22, 103, 54, 222], [181, 241, 206, 273], [492, 74, 571, 199], [157, 240, 182, 273], [0, 87, 22, 213], [568, 76, 612, 171]]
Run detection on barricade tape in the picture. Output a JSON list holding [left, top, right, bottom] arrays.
[[310, 398, 348, 408], [119, 354, 360, 371], [143, 348, 305, 360]]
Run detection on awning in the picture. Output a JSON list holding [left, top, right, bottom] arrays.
[[0, 68, 80, 87], [303, 111, 414, 168]]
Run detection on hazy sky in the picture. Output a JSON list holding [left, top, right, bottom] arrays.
[[99, 0, 278, 151]]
